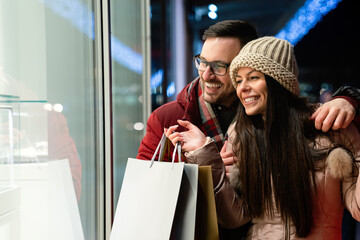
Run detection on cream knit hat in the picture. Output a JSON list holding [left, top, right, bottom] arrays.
[[230, 36, 299, 96]]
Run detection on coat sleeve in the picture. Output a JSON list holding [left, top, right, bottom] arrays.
[[185, 138, 250, 228], [338, 123, 360, 220], [136, 112, 164, 161]]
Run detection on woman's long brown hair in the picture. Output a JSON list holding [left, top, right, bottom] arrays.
[[233, 75, 329, 237]]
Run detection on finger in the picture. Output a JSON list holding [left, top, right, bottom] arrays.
[[330, 112, 346, 130], [321, 109, 339, 132], [164, 128, 169, 137], [177, 119, 194, 130], [169, 135, 183, 146], [220, 150, 233, 159], [170, 132, 182, 141], [341, 112, 355, 129], [310, 107, 320, 121], [168, 124, 179, 132], [164, 128, 172, 138], [313, 108, 329, 130], [220, 140, 228, 154], [225, 166, 232, 176], [164, 125, 179, 137], [223, 157, 234, 166]]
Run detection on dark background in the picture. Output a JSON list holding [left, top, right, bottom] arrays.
[[150, 0, 358, 109]]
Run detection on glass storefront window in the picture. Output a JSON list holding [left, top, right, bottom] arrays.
[[0, 0, 150, 238], [110, 0, 150, 214], [0, 0, 100, 239]]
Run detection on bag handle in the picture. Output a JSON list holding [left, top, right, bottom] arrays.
[[150, 133, 182, 168], [172, 142, 182, 164]]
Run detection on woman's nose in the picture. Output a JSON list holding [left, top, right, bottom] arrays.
[[238, 80, 250, 92]]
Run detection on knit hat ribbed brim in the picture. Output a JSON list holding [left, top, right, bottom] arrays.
[[230, 36, 299, 96]]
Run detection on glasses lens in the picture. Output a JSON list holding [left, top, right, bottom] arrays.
[[194, 56, 204, 70], [193, 56, 228, 76], [212, 64, 227, 75]]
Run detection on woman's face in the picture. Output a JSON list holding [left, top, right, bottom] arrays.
[[235, 67, 268, 117]]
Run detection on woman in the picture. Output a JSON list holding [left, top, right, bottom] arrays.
[[165, 36, 360, 239]]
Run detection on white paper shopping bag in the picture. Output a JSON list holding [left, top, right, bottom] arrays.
[[110, 134, 199, 240], [110, 158, 184, 240]]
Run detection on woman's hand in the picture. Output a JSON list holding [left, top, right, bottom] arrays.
[[164, 120, 207, 152], [220, 140, 235, 178]]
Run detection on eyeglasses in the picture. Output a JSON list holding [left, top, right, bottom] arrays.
[[193, 55, 230, 76]]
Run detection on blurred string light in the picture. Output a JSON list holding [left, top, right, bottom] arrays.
[[111, 35, 142, 74], [39, 0, 143, 74], [43, 103, 63, 112], [208, 4, 218, 20], [150, 69, 164, 89], [40, 0, 170, 92], [53, 103, 64, 112], [133, 122, 144, 131], [166, 82, 175, 97], [208, 4, 218, 12], [276, 0, 342, 45]]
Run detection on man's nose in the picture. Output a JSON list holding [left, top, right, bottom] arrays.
[[202, 66, 215, 80]]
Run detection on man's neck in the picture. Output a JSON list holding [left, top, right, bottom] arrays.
[[211, 100, 239, 134]]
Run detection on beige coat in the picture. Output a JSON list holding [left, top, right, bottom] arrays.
[[185, 123, 360, 240]]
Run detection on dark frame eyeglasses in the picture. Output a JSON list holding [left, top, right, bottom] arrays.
[[193, 55, 230, 76]]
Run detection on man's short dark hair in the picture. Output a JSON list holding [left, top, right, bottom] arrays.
[[202, 20, 259, 47]]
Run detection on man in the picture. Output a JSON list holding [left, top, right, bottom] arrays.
[[137, 20, 259, 163], [137, 20, 358, 239]]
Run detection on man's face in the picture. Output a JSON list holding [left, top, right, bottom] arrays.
[[198, 37, 241, 107]]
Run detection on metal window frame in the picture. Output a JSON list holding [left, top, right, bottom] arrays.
[[94, 0, 151, 239], [94, 0, 112, 239]]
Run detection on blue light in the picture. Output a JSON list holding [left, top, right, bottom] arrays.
[[39, 0, 143, 74], [111, 36, 142, 74], [276, 0, 342, 45], [208, 4, 218, 12], [208, 11, 218, 20], [207, 3, 218, 20], [39, 0, 94, 39], [150, 69, 163, 89], [166, 82, 175, 97]]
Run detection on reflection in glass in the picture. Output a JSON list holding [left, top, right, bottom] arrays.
[[110, 0, 149, 212], [0, 0, 97, 239]]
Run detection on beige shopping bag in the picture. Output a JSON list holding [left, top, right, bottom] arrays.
[[195, 166, 219, 240]]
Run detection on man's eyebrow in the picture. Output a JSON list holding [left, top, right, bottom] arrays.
[[199, 56, 227, 63]]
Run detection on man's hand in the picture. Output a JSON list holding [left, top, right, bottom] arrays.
[[310, 98, 356, 132], [220, 140, 235, 178]]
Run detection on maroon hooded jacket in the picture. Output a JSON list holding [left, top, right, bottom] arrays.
[[137, 78, 204, 162]]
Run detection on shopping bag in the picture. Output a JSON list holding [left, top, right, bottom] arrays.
[[196, 166, 219, 240], [170, 161, 198, 240], [110, 133, 198, 240]]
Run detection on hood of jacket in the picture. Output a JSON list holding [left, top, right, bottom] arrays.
[[176, 77, 203, 129]]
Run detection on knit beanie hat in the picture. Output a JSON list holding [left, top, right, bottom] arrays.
[[230, 36, 299, 96]]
